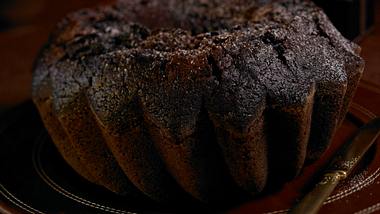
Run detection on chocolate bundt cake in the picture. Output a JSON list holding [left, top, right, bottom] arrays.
[[32, 0, 364, 202]]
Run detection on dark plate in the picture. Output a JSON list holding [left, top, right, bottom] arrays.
[[0, 101, 379, 214]]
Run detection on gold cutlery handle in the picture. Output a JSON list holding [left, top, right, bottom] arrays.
[[289, 170, 347, 214]]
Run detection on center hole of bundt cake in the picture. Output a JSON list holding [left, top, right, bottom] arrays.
[[124, 0, 262, 36], [115, 0, 267, 53]]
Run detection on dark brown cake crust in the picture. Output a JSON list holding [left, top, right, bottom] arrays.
[[32, 0, 364, 202]]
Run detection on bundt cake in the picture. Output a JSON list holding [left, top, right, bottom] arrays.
[[32, 0, 364, 203]]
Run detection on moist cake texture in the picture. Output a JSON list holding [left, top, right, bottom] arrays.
[[32, 0, 364, 202]]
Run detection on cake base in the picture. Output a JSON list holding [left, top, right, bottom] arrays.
[[0, 93, 379, 213]]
